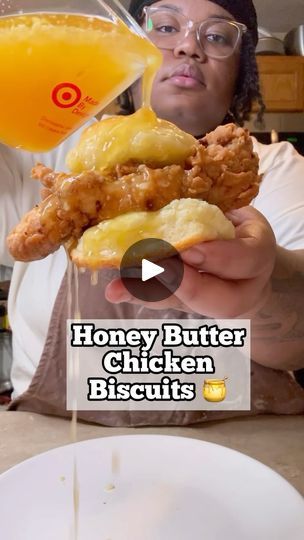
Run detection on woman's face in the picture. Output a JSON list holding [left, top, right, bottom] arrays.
[[132, 0, 242, 136]]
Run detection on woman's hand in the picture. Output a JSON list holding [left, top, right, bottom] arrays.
[[105, 206, 277, 319]]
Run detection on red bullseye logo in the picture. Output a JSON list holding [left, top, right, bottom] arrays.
[[51, 82, 82, 109]]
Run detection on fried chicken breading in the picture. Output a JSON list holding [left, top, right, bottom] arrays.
[[7, 123, 261, 262]]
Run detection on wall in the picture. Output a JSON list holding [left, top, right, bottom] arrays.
[[245, 112, 304, 132]]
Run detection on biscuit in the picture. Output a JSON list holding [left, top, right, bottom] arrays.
[[70, 198, 235, 269]]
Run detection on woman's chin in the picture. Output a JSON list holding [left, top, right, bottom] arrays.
[[152, 100, 209, 135]]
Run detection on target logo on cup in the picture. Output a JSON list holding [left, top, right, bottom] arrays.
[[51, 82, 82, 109]]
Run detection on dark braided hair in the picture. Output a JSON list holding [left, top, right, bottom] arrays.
[[118, 0, 265, 127], [231, 33, 265, 126]]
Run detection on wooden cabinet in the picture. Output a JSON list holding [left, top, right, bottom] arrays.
[[256, 56, 304, 111]]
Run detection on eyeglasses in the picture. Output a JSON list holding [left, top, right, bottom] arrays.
[[143, 6, 247, 59]]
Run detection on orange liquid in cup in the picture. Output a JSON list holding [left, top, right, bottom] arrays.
[[0, 13, 161, 152]]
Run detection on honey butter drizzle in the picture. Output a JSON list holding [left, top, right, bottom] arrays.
[[68, 259, 80, 540], [67, 21, 161, 540]]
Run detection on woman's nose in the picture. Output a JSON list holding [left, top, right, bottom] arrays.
[[173, 32, 207, 61]]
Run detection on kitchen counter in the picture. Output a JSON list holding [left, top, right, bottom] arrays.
[[0, 411, 303, 495]]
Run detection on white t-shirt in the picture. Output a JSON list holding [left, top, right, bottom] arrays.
[[1, 134, 304, 397]]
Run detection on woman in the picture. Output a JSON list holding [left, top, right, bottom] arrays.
[[2, 0, 304, 423], [107, 0, 304, 370]]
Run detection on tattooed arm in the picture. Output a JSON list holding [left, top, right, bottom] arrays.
[[250, 247, 304, 370]]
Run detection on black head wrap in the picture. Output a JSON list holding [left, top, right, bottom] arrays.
[[129, 0, 258, 46]]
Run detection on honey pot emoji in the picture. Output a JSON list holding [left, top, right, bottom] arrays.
[[203, 378, 227, 402]]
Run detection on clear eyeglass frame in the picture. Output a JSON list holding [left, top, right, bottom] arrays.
[[143, 6, 247, 59]]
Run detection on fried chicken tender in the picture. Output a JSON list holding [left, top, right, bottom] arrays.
[[7, 123, 261, 262]]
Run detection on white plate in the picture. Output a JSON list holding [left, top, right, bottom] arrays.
[[0, 435, 303, 540]]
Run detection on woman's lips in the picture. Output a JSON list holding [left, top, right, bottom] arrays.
[[165, 64, 205, 90], [168, 75, 204, 89]]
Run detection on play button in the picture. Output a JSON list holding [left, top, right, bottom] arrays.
[[120, 238, 184, 302], [142, 259, 164, 282]]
